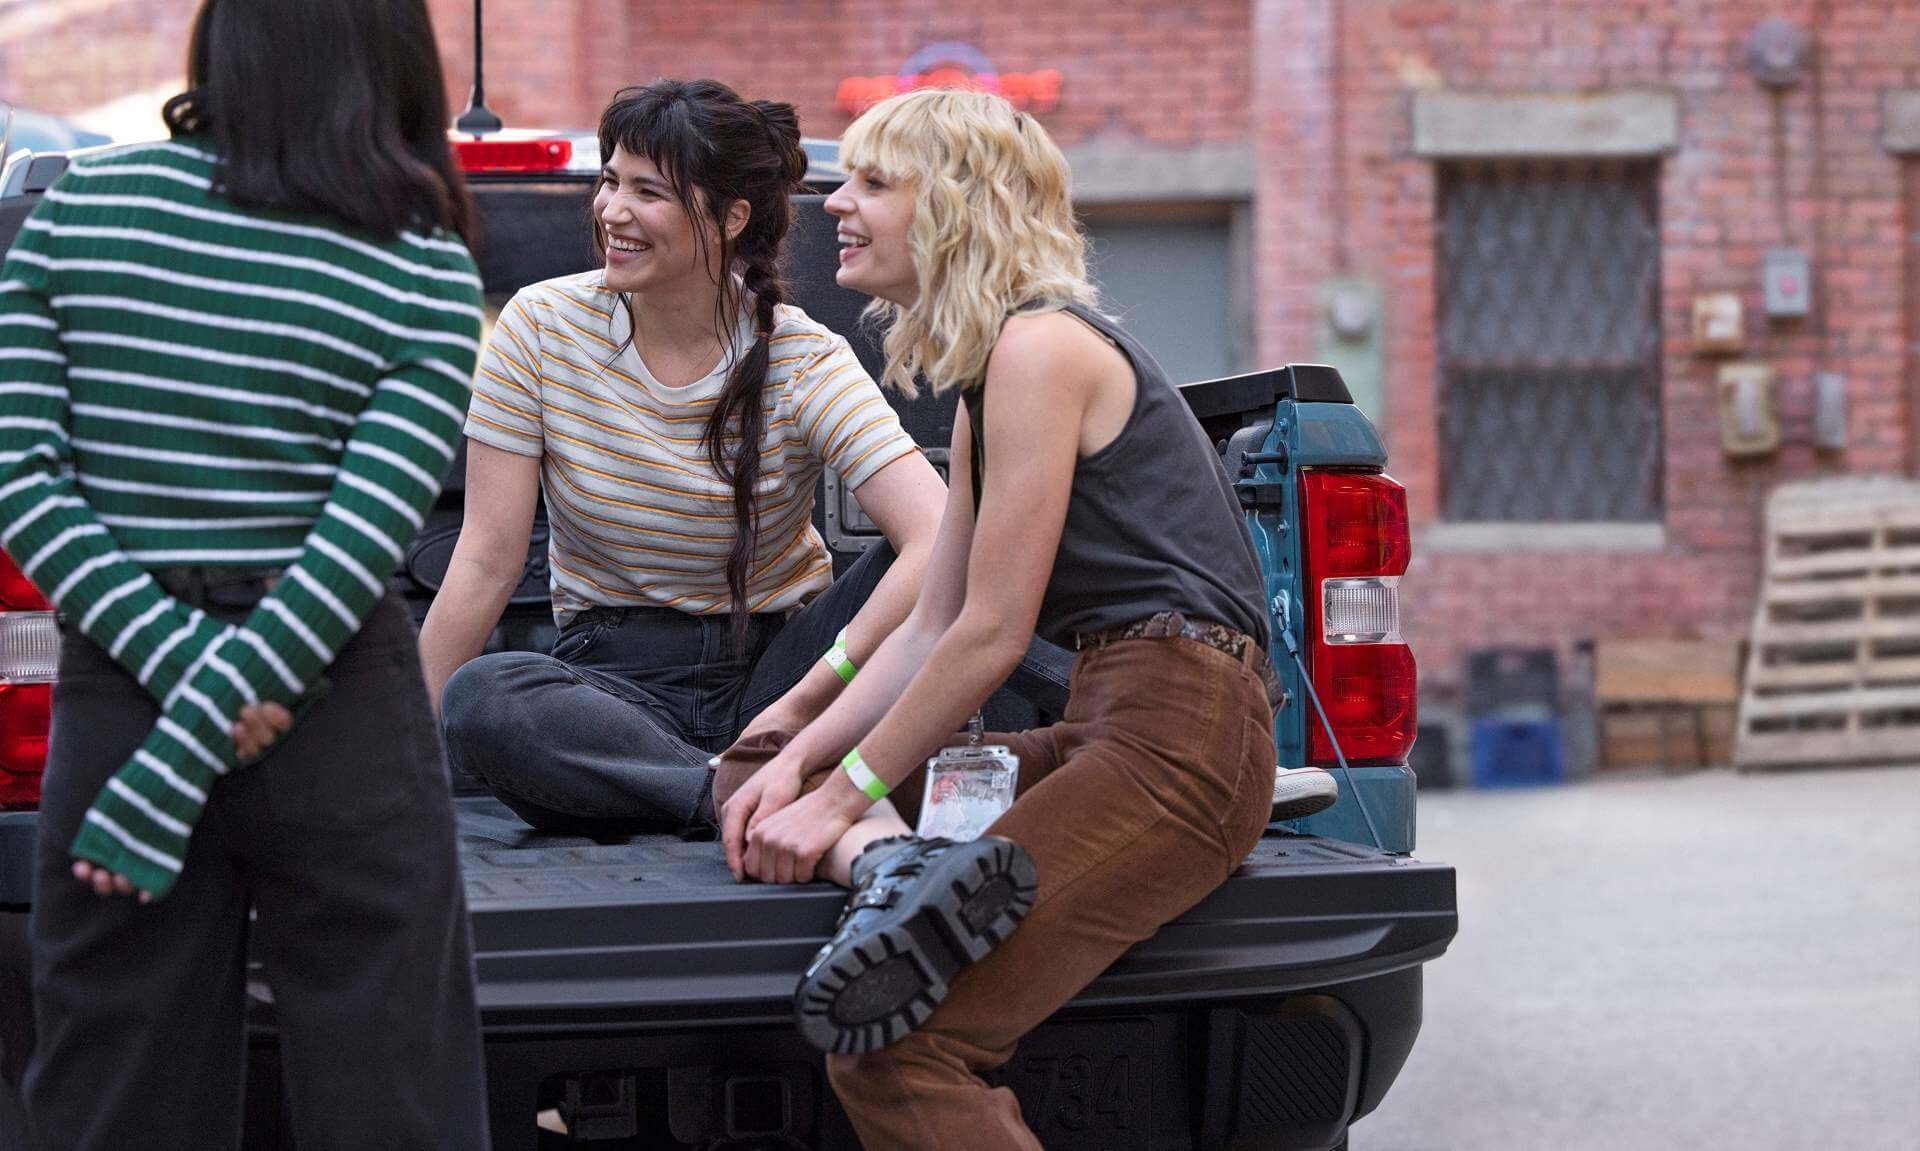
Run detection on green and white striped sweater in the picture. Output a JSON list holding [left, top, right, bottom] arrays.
[[0, 138, 481, 898]]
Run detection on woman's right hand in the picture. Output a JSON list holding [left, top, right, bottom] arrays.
[[233, 702, 293, 762], [721, 752, 806, 882], [734, 691, 822, 750]]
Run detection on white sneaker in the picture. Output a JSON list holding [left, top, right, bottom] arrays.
[[1271, 767, 1339, 822]]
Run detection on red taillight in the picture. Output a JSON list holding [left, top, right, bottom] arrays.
[[0, 551, 48, 610], [0, 684, 52, 807], [453, 137, 573, 173], [0, 548, 55, 809], [1312, 471, 1411, 577], [1300, 471, 1417, 766]]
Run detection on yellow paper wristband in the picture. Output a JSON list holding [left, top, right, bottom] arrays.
[[841, 747, 889, 801], [822, 627, 857, 684]]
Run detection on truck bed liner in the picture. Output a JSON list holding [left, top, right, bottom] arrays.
[[454, 798, 1456, 1033]]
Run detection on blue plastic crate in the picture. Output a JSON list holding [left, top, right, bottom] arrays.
[[1468, 717, 1564, 788]]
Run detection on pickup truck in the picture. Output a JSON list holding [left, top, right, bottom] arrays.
[[0, 137, 1455, 1151]]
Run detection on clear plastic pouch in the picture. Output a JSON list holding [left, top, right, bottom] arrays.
[[915, 713, 1019, 842]]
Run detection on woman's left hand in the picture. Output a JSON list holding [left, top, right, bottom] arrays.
[[71, 698, 295, 900], [743, 785, 864, 885], [71, 860, 151, 903]]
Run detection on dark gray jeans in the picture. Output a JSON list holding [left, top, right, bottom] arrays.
[[25, 583, 487, 1151], [441, 543, 896, 837]]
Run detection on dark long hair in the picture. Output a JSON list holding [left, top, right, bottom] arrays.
[[593, 80, 809, 629], [162, 0, 472, 243]]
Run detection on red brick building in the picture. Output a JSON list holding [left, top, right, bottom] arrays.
[[0, 1, 194, 115], [11, 1, 1920, 736]]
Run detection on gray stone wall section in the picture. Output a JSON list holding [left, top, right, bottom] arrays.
[[1421, 522, 1668, 553], [1063, 139, 1254, 204], [1881, 90, 1920, 154], [1412, 90, 1680, 158]]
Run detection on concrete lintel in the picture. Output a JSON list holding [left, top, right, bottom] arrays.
[[1063, 139, 1253, 204], [1881, 90, 1920, 154], [1412, 89, 1680, 159], [1421, 522, 1668, 553]]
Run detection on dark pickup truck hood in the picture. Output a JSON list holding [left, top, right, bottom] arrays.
[[451, 798, 1456, 1034]]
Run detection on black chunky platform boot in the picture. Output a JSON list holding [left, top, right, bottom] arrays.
[[792, 835, 1038, 1054]]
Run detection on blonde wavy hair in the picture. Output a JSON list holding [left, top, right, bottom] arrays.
[[839, 88, 1097, 396]]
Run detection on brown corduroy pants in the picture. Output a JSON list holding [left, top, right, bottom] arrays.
[[716, 632, 1276, 1150]]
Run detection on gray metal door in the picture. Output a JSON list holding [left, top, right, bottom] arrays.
[[1084, 217, 1234, 386]]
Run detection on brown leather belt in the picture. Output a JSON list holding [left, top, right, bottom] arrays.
[[1072, 610, 1251, 658], [1073, 610, 1288, 714]]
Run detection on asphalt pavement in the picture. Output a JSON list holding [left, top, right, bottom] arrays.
[[1358, 764, 1920, 1151]]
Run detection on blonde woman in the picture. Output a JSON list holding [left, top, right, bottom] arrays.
[[715, 89, 1279, 1149]]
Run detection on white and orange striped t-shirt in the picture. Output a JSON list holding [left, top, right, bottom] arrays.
[[466, 271, 918, 626]]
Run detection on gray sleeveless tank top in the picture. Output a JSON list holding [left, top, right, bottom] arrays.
[[963, 303, 1269, 648]]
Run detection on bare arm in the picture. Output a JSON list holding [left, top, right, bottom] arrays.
[[721, 420, 976, 877], [417, 439, 542, 715], [745, 448, 946, 731], [822, 319, 1090, 794], [753, 420, 977, 744], [737, 313, 1120, 880]]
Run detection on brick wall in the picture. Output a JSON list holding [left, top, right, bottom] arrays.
[[11, 0, 1920, 711], [0, 0, 193, 115], [425, 0, 1251, 148], [1251, 0, 1920, 702]]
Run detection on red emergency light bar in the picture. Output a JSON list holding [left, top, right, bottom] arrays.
[[454, 137, 573, 174]]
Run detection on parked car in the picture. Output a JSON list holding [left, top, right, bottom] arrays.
[[0, 106, 111, 156]]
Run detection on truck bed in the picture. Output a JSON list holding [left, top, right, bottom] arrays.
[[7, 798, 1453, 1150], [452, 797, 1456, 1032], [414, 799, 1453, 1150]]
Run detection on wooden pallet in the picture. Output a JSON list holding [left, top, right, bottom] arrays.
[[1595, 639, 1741, 771], [1735, 478, 1920, 770]]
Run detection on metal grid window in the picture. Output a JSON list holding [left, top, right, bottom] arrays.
[[1436, 161, 1664, 523]]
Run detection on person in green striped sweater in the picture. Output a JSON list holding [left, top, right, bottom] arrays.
[[0, 1, 488, 1146]]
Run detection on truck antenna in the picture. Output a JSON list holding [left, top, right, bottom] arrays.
[[454, 0, 504, 137]]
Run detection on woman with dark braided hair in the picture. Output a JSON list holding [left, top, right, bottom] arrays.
[[422, 80, 943, 835]]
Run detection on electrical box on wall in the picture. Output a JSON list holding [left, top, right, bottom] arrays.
[[1315, 277, 1384, 425], [1717, 363, 1779, 457], [1814, 372, 1847, 452], [1692, 293, 1744, 354], [1763, 247, 1812, 317]]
